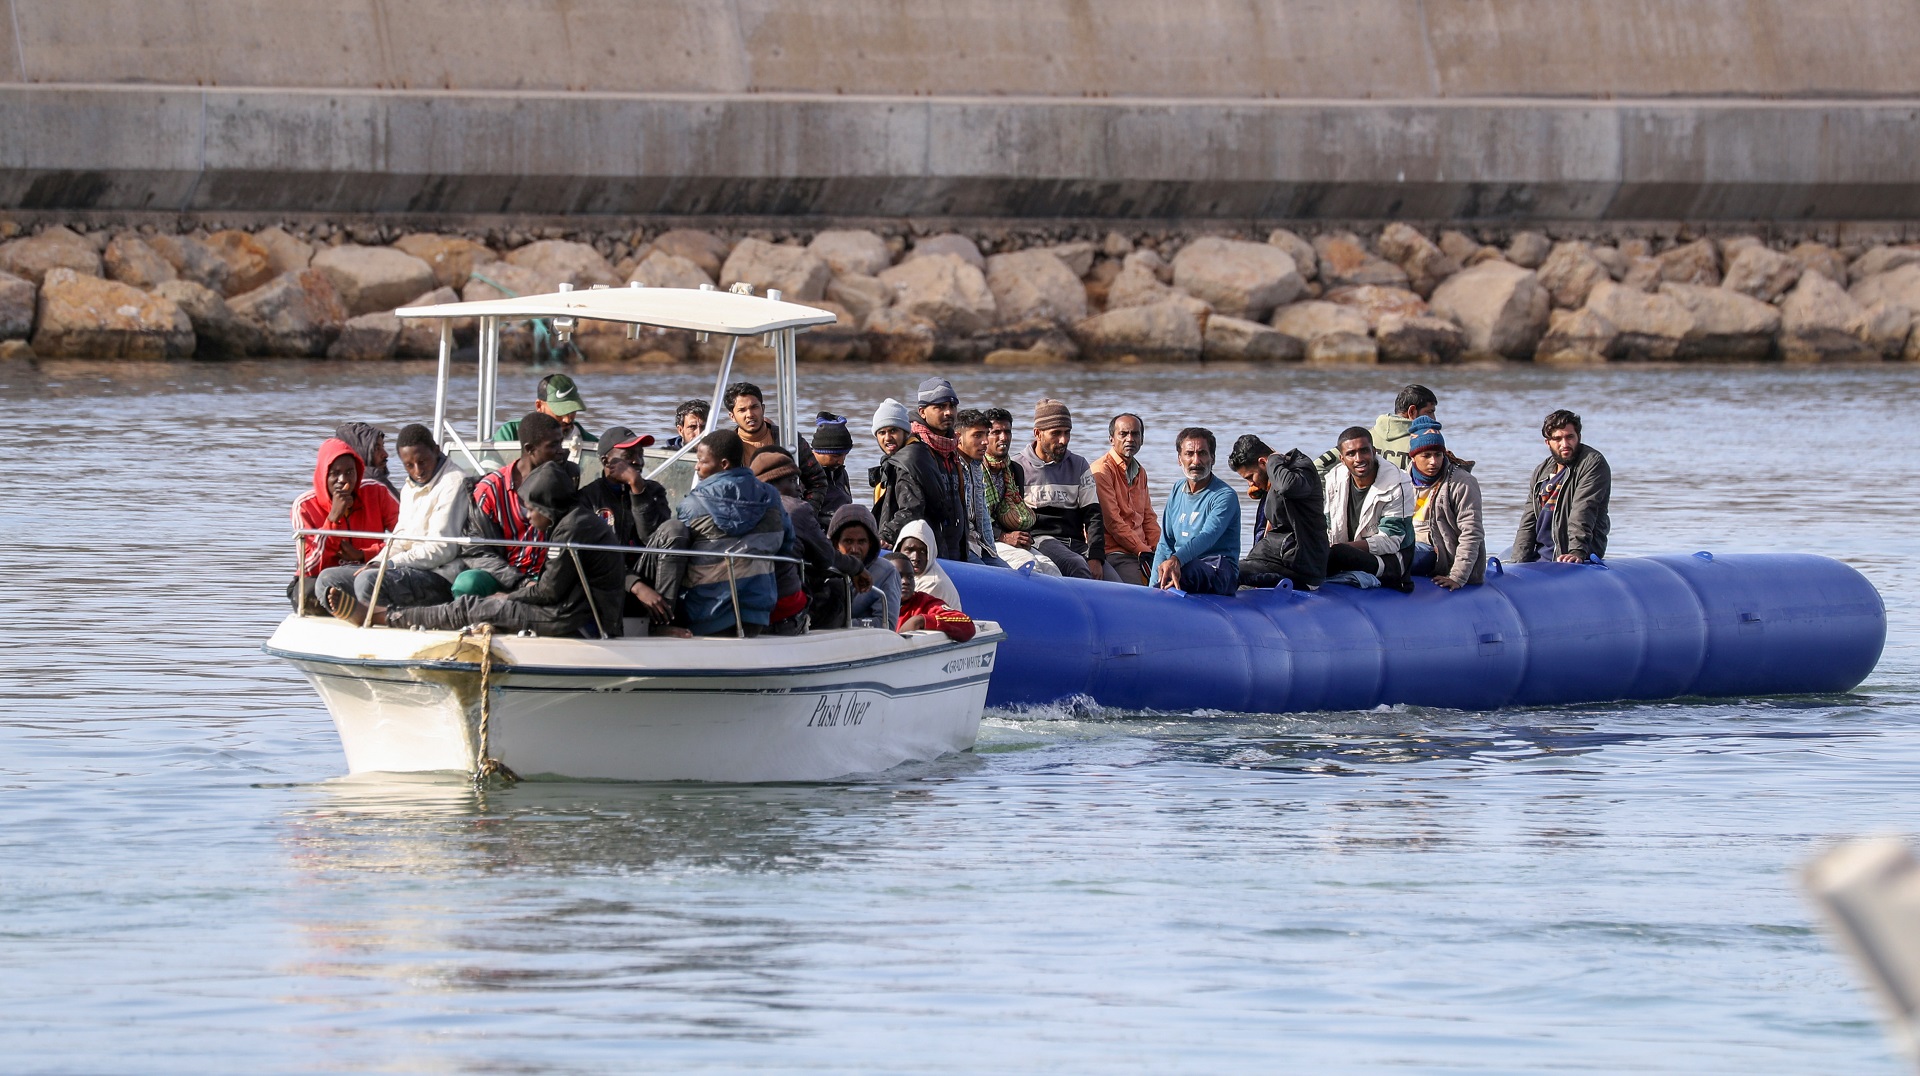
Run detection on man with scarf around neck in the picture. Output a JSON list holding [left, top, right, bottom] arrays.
[[1013, 398, 1106, 580], [873, 380, 968, 561], [1092, 412, 1159, 585], [1405, 417, 1486, 589], [725, 381, 842, 518], [980, 407, 1061, 577]]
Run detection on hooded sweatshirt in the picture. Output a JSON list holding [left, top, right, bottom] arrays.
[[292, 439, 400, 575], [334, 422, 398, 496], [675, 465, 795, 635], [828, 503, 901, 628], [898, 518, 963, 610], [504, 461, 627, 637]]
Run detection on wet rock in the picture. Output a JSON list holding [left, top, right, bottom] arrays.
[[230, 269, 348, 357], [1374, 313, 1467, 364], [1428, 261, 1548, 359], [1437, 230, 1482, 266], [721, 238, 832, 301], [152, 279, 258, 358], [1072, 299, 1206, 362], [312, 244, 436, 316], [148, 234, 230, 293], [1778, 272, 1879, 363], [864, 307, 938, 364], [973, 318, 1081, 362], [396, 286, 460, 357], [1583, 281, 1693, 360], [1535, 308, 1617, 365], [1656, 239, 1720, 287], [1375, 223, 1460, 298], [1305, 332, 1378, 365], [0, 269, 35, 339], [255, 227, 314, 277], [327, 312, 402, 360], [1271, 300, 1369, 344], [984, 347, 1074, 366], [1202, 315, 1303, 362], [1266, 229, 1318, 281], [1322, 285, 1429, 329], [1849, 245, 1920, 284], [505, 239, 621, 289], [31, 267, 193, 359], [985, 249, 1087, 325], [1621, 256, 1663, 292], [903, 233, 986, 271], [393, 233, 492, 290], [1854, 300, 1913, 359], [206, 230, 276, 296], [651, 230, 732, 280], [807, 229, 892, 278], [1535, 242, 1609, 310], [627, 249, 713, 290], [1659, 282, 1781, 359], [826, 273, 893, 324], [1788, 241, 1848, 286], [0, 226, 103, 285], [1314, 231, 1410, 289], [877, 254, 996, 334], [1048, 241, 1096, 278], [462, 261, 555, 302], [1721, 245, 1801, 303], [1849, 263, 1920, 312], [0, 339, 34, 361], [1505, 231, 1552, 269], [103, 235, 177, 289], [1170, 237, 1303, 320]]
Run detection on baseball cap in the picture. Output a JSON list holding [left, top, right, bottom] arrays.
[[540, 374, 586, 416], [598, 425, 655, 455]]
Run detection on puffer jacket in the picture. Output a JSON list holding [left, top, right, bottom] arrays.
[[1511, 443, 1611, 563], [1324, 452, 1415, 556], [676, 465, 795, 634], [1415, 459, 1486, 585]]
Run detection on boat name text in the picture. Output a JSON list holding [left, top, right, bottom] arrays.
[[806, 692, 871, 728]]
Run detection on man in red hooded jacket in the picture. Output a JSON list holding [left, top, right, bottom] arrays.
[[289, 438, 399, 612]]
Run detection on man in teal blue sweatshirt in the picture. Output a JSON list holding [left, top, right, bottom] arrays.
[[1150, 427, 1241, 595]]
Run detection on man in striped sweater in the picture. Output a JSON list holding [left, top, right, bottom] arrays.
[[1012, 398, 1106, 580]]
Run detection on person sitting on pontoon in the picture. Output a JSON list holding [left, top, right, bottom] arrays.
[[341, 423, 468, 609], [460, 411, 569, 594], [675, 429, 796, 637], [492, 374, 597, 463], [885, 552, 977, 642], [328, 460, 626, 638], [290, 437, 399, 613]]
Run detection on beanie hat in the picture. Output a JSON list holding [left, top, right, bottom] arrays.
[[917, 376, 959, 407], [1408, 416, 1445, 455], [813, 411, 854, 452], [1033, 398, 1072, 432], [750, 449, 799, 484], [872, 398, 913, 435]]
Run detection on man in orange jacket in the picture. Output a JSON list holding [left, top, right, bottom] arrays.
[[1091, 412, 1160, 585]]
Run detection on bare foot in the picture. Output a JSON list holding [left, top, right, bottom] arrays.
[[653, 625, 694, 639], [325, 586, 387, 627]]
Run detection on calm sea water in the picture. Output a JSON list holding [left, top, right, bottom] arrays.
[[2, 357, 1916, 1073]]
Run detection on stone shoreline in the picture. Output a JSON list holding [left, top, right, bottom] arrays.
[[4, 216, 1920, 365]]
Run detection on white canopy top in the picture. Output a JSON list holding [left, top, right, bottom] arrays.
[[397, 286, 839, 336]]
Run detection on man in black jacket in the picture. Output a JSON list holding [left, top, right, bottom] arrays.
[[579, 425, 684, 629], [330, 461, 627, 637], [872, 393, 968, 560], [752, 449, 868, 629], [1230, 434, 1329, 589], [1510, 409, 1611, 563]]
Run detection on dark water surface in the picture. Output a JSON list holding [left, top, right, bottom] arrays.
[[3, 358, 1916, 1072]]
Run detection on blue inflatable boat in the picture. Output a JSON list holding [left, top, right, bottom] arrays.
[[946, 554, 1885, 713]]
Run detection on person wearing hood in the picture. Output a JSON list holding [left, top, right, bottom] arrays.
[[896, 518, 963, 610], [344, 423, 468, 608], [461, 410, 569, 593], [1325, 426, 1417, 587], [1013, 398, 1106, 580], [827, 503, 900, 628], [753, 448, 865, 630], [885, 553, 977, 642], [725, 381, 835, 516], [810, 411, 856, 514], [1231, 433, 1329, 590], [289, 437, 400, 613], [675, 429, 796, 636], [332, 461, 626, 638], [1406, 417, 1486, 589], [334, 422, 397, 496]]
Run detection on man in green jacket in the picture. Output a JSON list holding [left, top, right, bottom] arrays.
[[1510, 409, 1611, 564]]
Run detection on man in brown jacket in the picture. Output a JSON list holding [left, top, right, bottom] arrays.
[[1407, 417, 1485, 589], [1510, 409, 1611, 564]]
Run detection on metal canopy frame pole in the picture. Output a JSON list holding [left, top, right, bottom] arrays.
[[431, 320, 451, 446], [477, 316, 499, 442]]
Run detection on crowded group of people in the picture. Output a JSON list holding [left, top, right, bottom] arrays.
[[290, 373, 1611, 642]]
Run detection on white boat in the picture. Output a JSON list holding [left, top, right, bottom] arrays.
[[267, 282, 1004, 783]]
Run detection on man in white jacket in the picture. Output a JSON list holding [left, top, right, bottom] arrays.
[[348, 423, 470, 607], [1323, 426, 1416, 587]]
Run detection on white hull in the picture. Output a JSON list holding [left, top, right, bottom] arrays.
[[266, 616, 1003, 782]]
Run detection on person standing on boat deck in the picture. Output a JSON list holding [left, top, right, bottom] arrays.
[[1151, 427, 1241, 595], [953, 409, 1010, 568], [461, 411, 569, 594], [981, 407, 1059, 577], [885, 553, 978, 641], [1324, 427, 1417, 587], [1232, 434, 1329, 590], [663, 399, 709, 451], [1406, 417, 1487, 589], [810, 411, 857, 516], [675, 429, 796, 637], [1013, 399, 1106, 580], [827, 503, 900, 628], [1093, 412, 1159, 585], [725, 380, 834, 514], [753, 449, 865, 630], [333, 422, 397, 496], [333, 461, 626, 638], [492, 374, 598, 463], [340, 423, 467, 609], [290, 438, 400, 612], [1510, 409, 1611, 564], [579, 425, 681, 628]]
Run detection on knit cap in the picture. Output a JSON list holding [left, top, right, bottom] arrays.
[[813, 411, 854, 452], [1033, 398, 1072, 432], [1408, 416, 1445, 455], [917, 376, 959, 407], [750, 449, 799, 484], [872, 398, 913, 434]]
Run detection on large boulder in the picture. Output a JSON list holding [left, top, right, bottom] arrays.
[[1438, 230, 1482, 265], [103, 235, 177, 289], [1536, 241, 1609, 309], [1788, 241, 1848, 285], [1721, 245, 1801, 302], [651, 229, 732, 279], [0, 270, 36, 339], [1858, 301, 1914, 359], [1374, 223, 1460, 298], [1590, 245, 1629, 281], [807, 229, 892, 278], [1314, 231, 1410, 289], [1169, 237, 1302, 320], [394, 286, 462, 357], [1655, 239, 1721, 287], [721, 238, 832, 301], [826, 273, 892, 324], [1374, 314, 1466, 364], [1778, 272, 1879, 363], [864, 307, 938, 364], [1048, 241, 1096, 278], [230, 269, 348, 357], [0, 226, 103, 285], [148, 234, 229, 293], [31, 268, 193, 359], [793, 302, 871, 363], [1535, 308, 1617, 366], [327, 312, 402, 360], [627, 249, 714, 290], [504, 239, 621, 289], [206, 230, 276, 296], [1659, 283, 1781, 359], [1322, 284, 1429, 329], [462, 261, 555, 302], [393, 233, 492, 290], [1105, 251, 1186, 310], [1271, 300, 1369, 343], [313, 244, 436, 316], [1305, 332, 1379, 364], [1621, 255, 1663, 292], [1266, 229, 1318, 280], [903, 233, 985, 271], [986, 249, 1087, 324], [1583, 281, 1694, 361], [1073, 299, 1206, 362], [877, 254, 996, 334], [1428, 261, 1549, 359], [1202, 315, 1302, 362], [152, 279, 258, 358], [1849, 263, 1920, 312], [1849, 245, 1920, 283], [1505, 231, 1552, 269], [254, 227, 313, 277]]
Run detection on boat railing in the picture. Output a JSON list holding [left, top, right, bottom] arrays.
[[292, 527, 858, 640]]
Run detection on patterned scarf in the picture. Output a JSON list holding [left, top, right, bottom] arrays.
[[913, 421, 957, 465], [982, 452, 1035, 531]]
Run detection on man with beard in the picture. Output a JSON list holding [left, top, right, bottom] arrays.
[[1014, 398, 1105, 580], [1151, 428, 1240, 595], [874, 379, 968, 560], [726, 381, 839, 517], [1510, 409, 1610, 564], [1230, 433, 1329, 590]]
